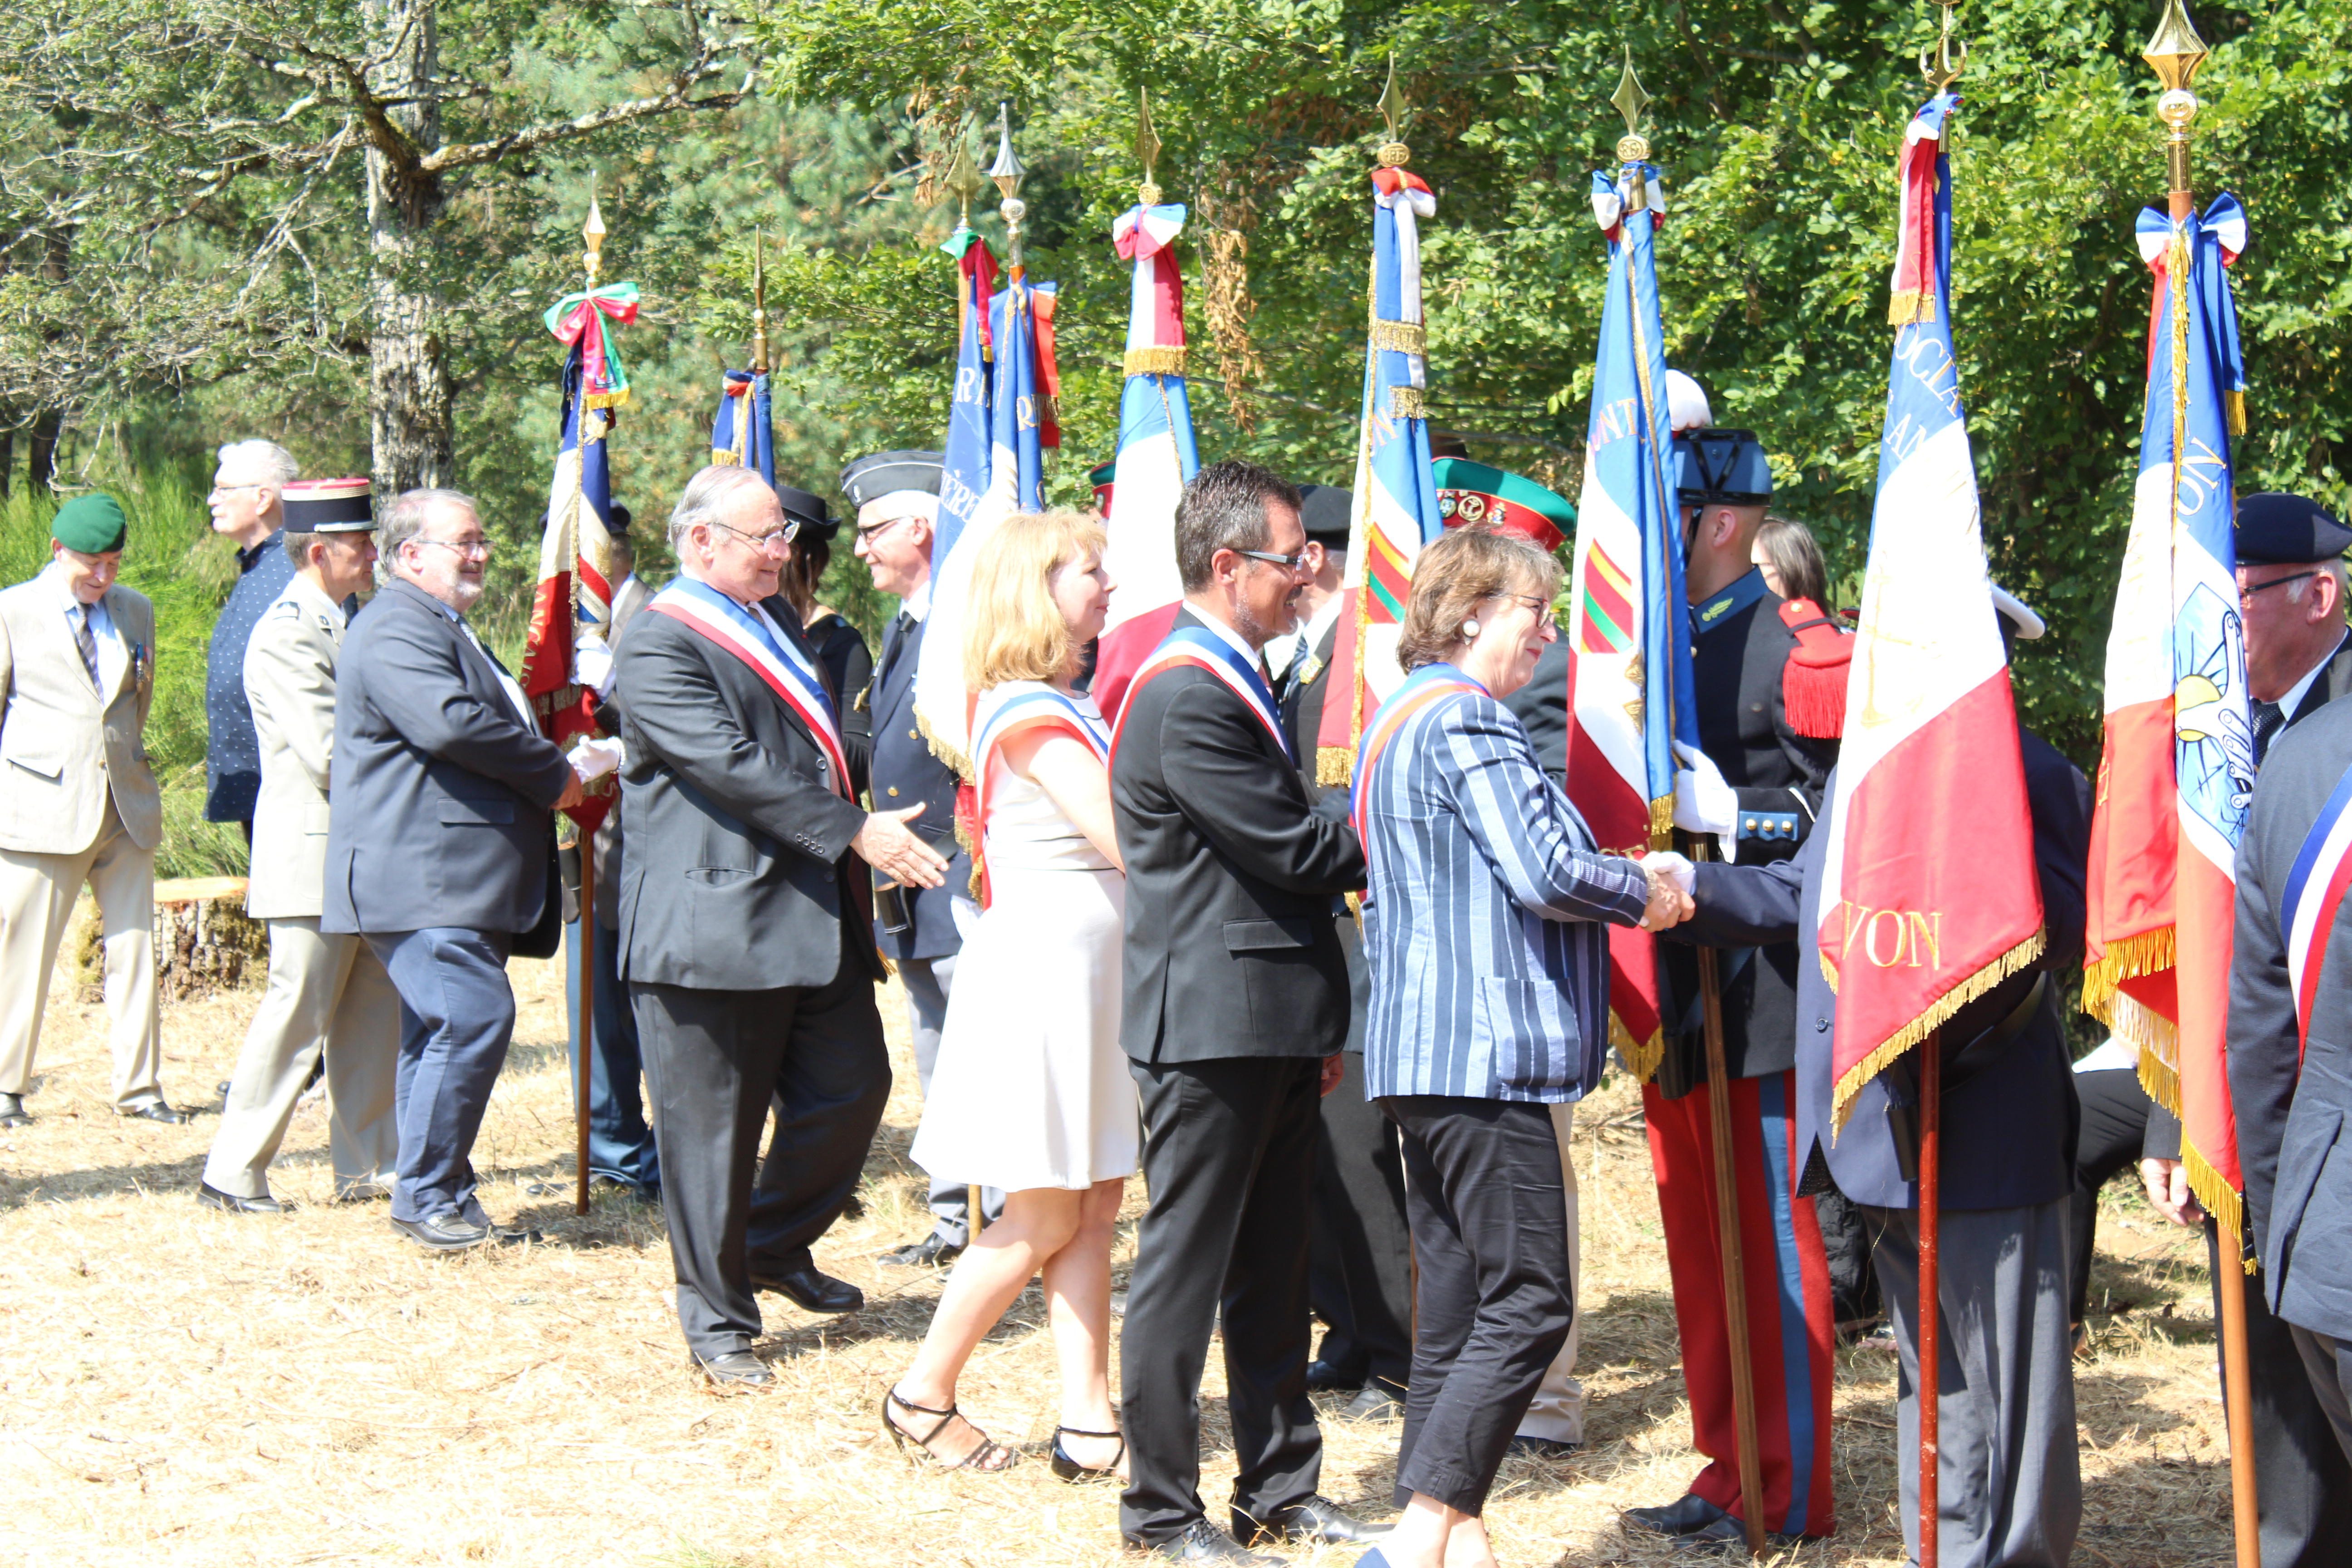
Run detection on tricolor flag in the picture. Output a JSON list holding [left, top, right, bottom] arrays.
[[520, 280, 635, 831], [934, 228, 1000, 566], [1560, 158, 1695, 1079], [1092, 199, 1202, 721], [1313, 160, 1446, 783], [710, 368, 774, 485], [2083, 193, 2253, 1235], [1813, 93, 2043, 1128]]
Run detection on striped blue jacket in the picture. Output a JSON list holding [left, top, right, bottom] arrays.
[[1359, 680, 1649, 1102]]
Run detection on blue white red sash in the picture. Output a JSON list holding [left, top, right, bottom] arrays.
[[648, 578, 851, 799], [1349, 663, 1484, 872], [970, 683, 1111, 908], [1107, 623, 1290, 765], [2281, 762, 2352, 1057]]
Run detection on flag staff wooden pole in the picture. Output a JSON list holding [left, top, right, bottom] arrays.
[[570, 182, 608, 1220], [1917, 1030, 1942, 1566], [2143, 4, 2259, 1562]]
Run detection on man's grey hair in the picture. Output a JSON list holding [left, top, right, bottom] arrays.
[[216, 439, 300, 487], [2283, 558, 2349, 605], [1174, 459, 1302, 593], [381, 488, 478, 564], [669, 464, 777, 555]]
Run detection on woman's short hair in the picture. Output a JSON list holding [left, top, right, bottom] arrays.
[[1755, 514, 1830, 608], [964, 510, 1110, 691], [1397, 526, 1564, 673]]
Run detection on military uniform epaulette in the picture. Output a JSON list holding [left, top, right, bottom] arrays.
[[1777, 598, 1851, 740]]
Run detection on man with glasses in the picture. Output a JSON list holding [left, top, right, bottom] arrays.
[[841, 448, 992, 1271], [324, 489, 589, 1250], [205, 440, 302, 841]]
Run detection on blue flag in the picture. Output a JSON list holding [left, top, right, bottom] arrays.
[[709, 369, 773, 486]]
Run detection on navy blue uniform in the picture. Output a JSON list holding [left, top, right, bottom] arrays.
[[866, 605, 969, 960], [205, 533, 296, 823]]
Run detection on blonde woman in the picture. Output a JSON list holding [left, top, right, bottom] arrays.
[[886, 510, 1137, 1480]]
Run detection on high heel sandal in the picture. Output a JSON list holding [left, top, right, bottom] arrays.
[[1049, 1424, 1127, 1483], [881, 1386, 1019, 1472]]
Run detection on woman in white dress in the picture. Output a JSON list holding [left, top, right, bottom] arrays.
[[885, 510, 1138, 1480]]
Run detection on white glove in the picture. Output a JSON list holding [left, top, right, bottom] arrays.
[[574, 633, 616, 700], [568, 735, 624, 784], [1643, 849, 1696, 895], [1671, 741, 1739, 856]]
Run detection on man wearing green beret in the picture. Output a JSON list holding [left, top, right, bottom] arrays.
[[0, 493, 176, 1127]]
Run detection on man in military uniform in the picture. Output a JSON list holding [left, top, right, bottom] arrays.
[[1626, 426, 1841, 1546], [844, 449, 992, 1268], [201, 479, 402, 1210]]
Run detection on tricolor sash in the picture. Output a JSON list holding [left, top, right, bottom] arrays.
[[1349, 663, 1484, 874], [1107, 624, 1291, 765], [970, 683, 1111, 908], [648, 578, 851, 799], [2283, 764, 2352, 1057]]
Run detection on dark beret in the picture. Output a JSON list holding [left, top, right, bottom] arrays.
[[606, 502, 632, 538], [2236, 491, 2352, 566], [1296, 484, 1355, 544]]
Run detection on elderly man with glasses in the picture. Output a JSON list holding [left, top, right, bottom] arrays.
[[205, 440, 302, 840], [323, 488, 591, 1250]]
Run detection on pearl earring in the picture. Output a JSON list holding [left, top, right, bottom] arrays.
[[1461, 618, 1481, 639]]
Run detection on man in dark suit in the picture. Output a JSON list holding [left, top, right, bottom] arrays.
[[842, 448, 990, 1269], [611, 464, 947, 1387], [2232, 690, 2352, 1465], [1112, 459, 1384, 1563], [324, 488, 586, 1250]]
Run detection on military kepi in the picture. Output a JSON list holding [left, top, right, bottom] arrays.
[[281, 477, 374, 533], [1673, 427, 1773, 506], [1431, 459, 1574, 552], [51, 492, 127, 554], [839, 450, 943, 531], [2236, 491, 2352, 565]]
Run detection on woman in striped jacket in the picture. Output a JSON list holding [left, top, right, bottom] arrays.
[[1349, 526, 1690, 1568]]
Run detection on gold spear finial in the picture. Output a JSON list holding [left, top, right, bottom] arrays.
[[1377, 56, 1410, 167], [988, 102, 1027, 271], [1136, 87, 1163, 207], [2144, 0, 2210, 205], [1921, 0, 1967, 92], [750, 230, 769, 375], [582, 174, 606, 287], [942, 121, 985, 227], [1610, 50, 1657, 212]]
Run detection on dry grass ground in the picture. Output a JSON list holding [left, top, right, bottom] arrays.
[[1, 955, 2236, 1567]]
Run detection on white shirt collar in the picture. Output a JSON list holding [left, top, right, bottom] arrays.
[[902, 578, 933, 623], [1189, 602, 1268, 672], [2276, 628, 2348, 721], [1301, 591, 1346, 651]]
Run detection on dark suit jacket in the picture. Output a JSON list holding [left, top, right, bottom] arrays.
[[1113, 606, 1366, 1063], [1679, 728, 2089, 1210], [323, 578, 572, 943], [2285, 629, 2352, 730], [610, 589, 882, 993], [2229, 695, 2352, 1337], [865, 605, 970, 960]]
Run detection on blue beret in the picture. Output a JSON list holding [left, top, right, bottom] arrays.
[[2236, 492, 2352, 565]]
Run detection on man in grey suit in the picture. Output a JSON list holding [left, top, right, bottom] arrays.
[[323, 488, 587, 1250], [201, 478, 400, 1211]]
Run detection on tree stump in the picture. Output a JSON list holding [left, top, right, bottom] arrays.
[[72, 877, 269, 1004]]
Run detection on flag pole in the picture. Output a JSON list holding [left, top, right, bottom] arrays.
[[572, 182, 605, 1220], [1918, 1029, 1942, 1566], [2143, 6, 2259, 1563], [943, 126, 984, 339]]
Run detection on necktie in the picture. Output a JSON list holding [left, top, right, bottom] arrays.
[[880, 610, 916, 686], [74, 606, 100, 689], [2252, 699, 2286, 764]]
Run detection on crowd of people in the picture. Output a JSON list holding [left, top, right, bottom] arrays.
[[5, 398, 2352, 1568]]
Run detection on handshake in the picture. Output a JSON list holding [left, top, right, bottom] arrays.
[[1638, 850, 1697, 932]]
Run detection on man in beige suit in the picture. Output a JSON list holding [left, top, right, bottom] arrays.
[[0, 493, 173, 1126], [200, 479, 401, 1211]]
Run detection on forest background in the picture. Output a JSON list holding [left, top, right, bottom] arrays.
[[4, 0, 2348, 879]]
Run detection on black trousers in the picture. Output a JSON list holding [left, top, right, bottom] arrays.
[[1385, 1095, 1574, 1515], [1309, 1048, 1414, 1389], [1121, 1054, 1324, 1547], [634, 936, 889, 1359], [2067, 1067, 2153, 1324]]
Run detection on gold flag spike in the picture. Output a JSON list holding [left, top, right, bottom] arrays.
[[943, 127, 985, 219], [1136, 88, 1161, 186], [751, 230, 769, 375], [582, 175, 606, 284], [2143, 0, 2210, 91], [1611, 51, 1650, 136], [1921, 0, 1966, 91], [1378, 57, 1406, 141]]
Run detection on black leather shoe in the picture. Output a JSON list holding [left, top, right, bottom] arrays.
[[1130, 1518, 1284, 1564], [1624, 1494, 1728, 1538], [391, 1214, 491, 1251], [0, 1092, 29, 1128], [751, 1264, 862, 1313], [1339, 1381, 1404, 1421], [1243, 1494, 1393, 1547], [692, 1349, 773, 1388], [121, 1101, 189, 1125], [1671, 1515, 1802, 1554], [1303, 1355, 1365, 1392], [878, 1232, 963, 1269], [1506, 1435, 1580, 1460], [197, 1181, 286, 1215]]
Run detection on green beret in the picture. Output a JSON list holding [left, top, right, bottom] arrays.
[[52, 493, 127, 555]]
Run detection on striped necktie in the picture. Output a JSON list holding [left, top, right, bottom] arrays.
[[73, 606, 100, 690], [2252, 699, 2286, 765]]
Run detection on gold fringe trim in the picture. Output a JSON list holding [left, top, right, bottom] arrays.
[[1829, 926, 2049, 1137], [583, 388, 633, 412], [1612, 1012, 1665, 1085], [1390, 385, 1427, 421], [2080, 926, 2175, 1020], [1370, 320, 1426, 358], [1123, 346, 1187, 378], [2185, 1144, 2249, 1264], [1648, 795, 1674, 852], [912, 700, 974, 781], [2225, 387, 2247, 440], [1318, 745, 1354, 788], [1887, 290, 1937, 326]]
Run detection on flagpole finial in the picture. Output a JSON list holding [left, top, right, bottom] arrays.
[[1376, 57, 1411, 167], [582, 174, 607, 288], [2143, 0, 2210, 207], [988, 102, 1028, 270], [750, 231, 769, 375], [943, 122, 985, 228], [1921, 0, 1967, 91], [1135, 87, 1163, 207], [1611, 50, 1651, 163]]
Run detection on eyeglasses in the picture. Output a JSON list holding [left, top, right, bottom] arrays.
[[711, 517, 800, 553], [1234, 548, 1311, 573], [412, 536, 492, 559], [208, 483, 262, 498], [1490, 592, 1554, 617], [2240, 570, 2322, 607], [854, 515, 916, 543]]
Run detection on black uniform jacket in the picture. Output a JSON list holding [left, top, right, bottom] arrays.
[[1113, 606, 1365, 1064], [2229, 695, 2352, 1338], [863, 604, 971, 962], [1676, 728, 2089, 1211], [608, 591, 882, 994]]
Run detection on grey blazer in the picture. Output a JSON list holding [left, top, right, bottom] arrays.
[[322, 577, 573, 941]]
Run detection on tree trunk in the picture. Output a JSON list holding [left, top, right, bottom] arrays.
[[363, 0, 453, 496], [27, 410, 61, 493]]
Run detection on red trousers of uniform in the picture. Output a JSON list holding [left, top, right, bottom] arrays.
[[1644, 1071, 1836, 1538]]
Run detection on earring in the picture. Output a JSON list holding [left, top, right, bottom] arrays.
[[1461, 618, 1481, 639]]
